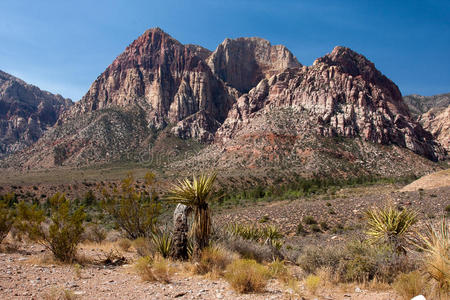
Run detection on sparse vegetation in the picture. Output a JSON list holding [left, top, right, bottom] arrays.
[[166, 173, 217, 256], [224, 259, 270, 293], [134, 254, 172, 283], [366, 205, 417, 254], [194, 245, 233, 275], [0, 198, 14, 243], [393, 271, 425, 300], [416, 218, 449, 294], [15, 193, 85, 263], [305, 274, 321, 294], [102, 172, 161, 239]]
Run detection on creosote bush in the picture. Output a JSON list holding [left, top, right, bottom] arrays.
[[225, 259, 270, 293], [0, 199, 14, 243], [102, 172, 161, 239], [15, 193, 85, 263]]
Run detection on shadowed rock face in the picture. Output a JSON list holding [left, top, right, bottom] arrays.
[[215, 46, 445, 161], [0, 70, 72, 156], [207, 37, 301, 94]]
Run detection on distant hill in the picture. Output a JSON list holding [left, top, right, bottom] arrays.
[[0, 70, 72, 157], [403, 93, 450, 152]]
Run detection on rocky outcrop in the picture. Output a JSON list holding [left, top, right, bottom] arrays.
[[418, 106, 450, 152], [207, 37, 301, 93], [403, 93, 450, 118], [216, 46, 445, 161], [69, 28, 235, 141], [0, 70, 72, 157]]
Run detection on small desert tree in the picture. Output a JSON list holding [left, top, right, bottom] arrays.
[[366, 205, 417, 254], [0, 199, 14, 243], [166, 173, 217, 257], [102, 172, 161, 239], [15, 193, 86, 262]]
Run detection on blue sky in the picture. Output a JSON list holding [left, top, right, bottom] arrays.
[[0, 0, 449, 100]]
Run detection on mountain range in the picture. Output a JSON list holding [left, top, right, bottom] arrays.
[[0, 28, 447, 180]]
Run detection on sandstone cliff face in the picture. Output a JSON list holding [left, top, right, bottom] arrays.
[[69, 28, 235, 142], [3, 30, 446, 172], [215, 46, 445, 161], [207, 37, 301, 93], [418, 106, 450, 152], [0, 70, 72, 157]]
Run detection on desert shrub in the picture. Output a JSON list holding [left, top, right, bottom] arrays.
[[366, 205, 417, 254], [225, 259, 270, 293], [0, 199, 14, 243], [303, 216, 317, 225], [102, 172, 161, 239], [296, 223, 307, 235], [15, 193, 85, 263], [117, 238, 132, 252], [224, 237, 280, 262], [151, 231, 173, 258], [42, 287, 78, 300], [194, 245, 234, 275], [416, 218, 449, 293], [310, 224, 321, 233], [393, 271, 425, 300], [445, 205, 450, 216], [305, 274, 321, 294], [297, 241, 413, 283], [133, 237, 153, 257], [82, 223, 106, 243], [320, 221, 329, 231], [259, 215, 270, 223], [83, 190, 96, 206], [134, 254, 171, 283]]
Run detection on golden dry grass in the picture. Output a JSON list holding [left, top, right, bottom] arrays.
[[224, 259, 270, 293]]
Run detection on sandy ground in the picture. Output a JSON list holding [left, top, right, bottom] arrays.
[[0, 242, 401, 300], [401, 168, 450, 191]]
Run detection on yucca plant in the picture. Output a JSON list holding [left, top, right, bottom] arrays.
[[151, 231, 174, 258], [166, 173, 217, 256], [262, 225, 283, 247], [416, 218, 449, 293], [366, 205, 417, 254]]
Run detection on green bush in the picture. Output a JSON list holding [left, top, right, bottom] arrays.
[[15, 193, 85, 262], [303, 216, 317, 225], [296, 223, 307, 235], [0, 199, 14, 243], [102, 172, 161, 239]]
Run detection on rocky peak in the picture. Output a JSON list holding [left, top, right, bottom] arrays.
[[0, 70, 72, 156], [216, 47, 445, 161], [207, 37, 301, 93]]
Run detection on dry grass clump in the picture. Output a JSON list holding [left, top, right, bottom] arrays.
[[134, 254, 172, 283], [133, 237, 153, 257], [42, 287, 78, 300], [392, 271, 425, 300], [117, 238, 132, 252], [224, 259, 270, 293], [305, 274, 321, 294], [416, 218, 449, 295], [194, 245, 234, 276]]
